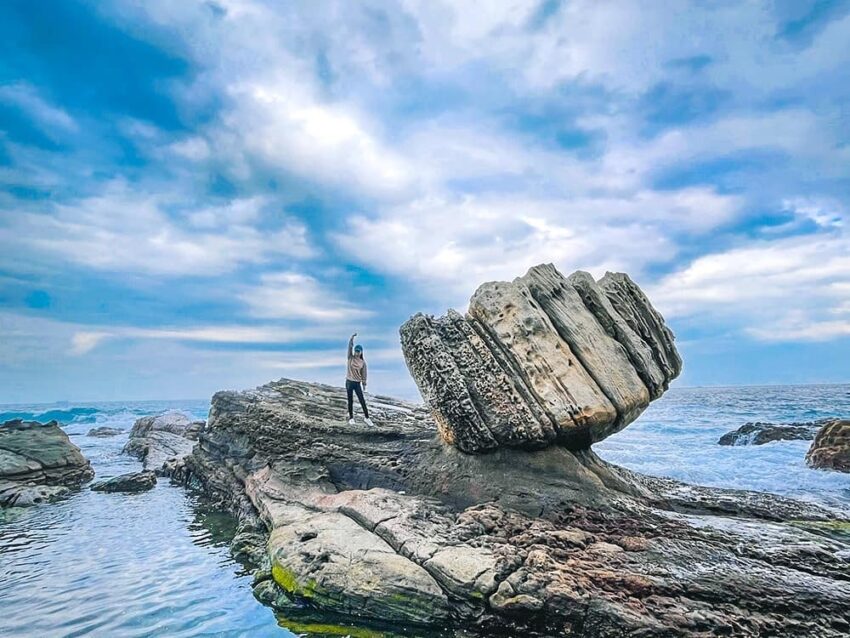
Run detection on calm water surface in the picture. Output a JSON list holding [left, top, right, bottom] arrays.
[[0, 401, 290, 638], [1, 385, 849, 636]]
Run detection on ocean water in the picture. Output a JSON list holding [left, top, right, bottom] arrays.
[[1, 384, 849, 637], [595, 383, 850, 511]]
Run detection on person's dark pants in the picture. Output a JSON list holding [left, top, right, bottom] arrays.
[[346, 379, 369, 419]]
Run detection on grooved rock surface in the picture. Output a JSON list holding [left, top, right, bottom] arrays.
[[175, 377, 850, 637], [400, 264, 681, 453], [123, 411, 204, 474], [807, 419, 850, 472], [0, 419, 94, 507]]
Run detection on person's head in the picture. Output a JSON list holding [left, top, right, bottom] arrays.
[[354, 344, 364, 358]]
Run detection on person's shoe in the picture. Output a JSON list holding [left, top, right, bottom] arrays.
[[364, 417, 375, 427], [348, 418, 356, 425]]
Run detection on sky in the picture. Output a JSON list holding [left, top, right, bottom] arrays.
[[1, 0, 849, 404]]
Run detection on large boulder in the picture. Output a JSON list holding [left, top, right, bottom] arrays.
[[399, 264, 681, 453], [806, 419, 850, 472], [123, 410, 204, 473], [91, 470, 157, 493], [0, 419, 94, 507]]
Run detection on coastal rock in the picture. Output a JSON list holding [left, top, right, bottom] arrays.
[[806, 419, 850, 472], [0, 419, 94, 507], [399, 264, 681, 453], [91, 470, 157, 493], [123, 411, 204, 474], [718, 419, 830, 446], [87, 426, 123, 437], [179, 377, 850, 637], [166, 263, 848, 636]]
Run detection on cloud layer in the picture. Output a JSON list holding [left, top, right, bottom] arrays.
[[1, 0, 849, 402]]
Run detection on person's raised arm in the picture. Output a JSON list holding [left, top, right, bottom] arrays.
[[348, 332, 356, 359]]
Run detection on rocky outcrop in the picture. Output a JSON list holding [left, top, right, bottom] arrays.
[[123, 411, 203, 474], [399, 265, 681, 453], [807, 419, 850, 472], [177, 378, 850, 637], [87, 426, 123, 437], [91, 470, 157, 493], [0, 419, 94, 507], [718, 419, 830, 446], [170, 265, 848, 637]]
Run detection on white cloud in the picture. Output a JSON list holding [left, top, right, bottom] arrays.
[[337, 186, 740, 303], [781, 198, 844, 229], [228, 80, 414, 198], [0, 82, 78, 134], [69, 331, 112, 355], [651, 231, 850, 341], [169, 136, 212, 161], [240, 271, 374, 321], [0, 182, 313, 277], [747, 317, 850, 342]]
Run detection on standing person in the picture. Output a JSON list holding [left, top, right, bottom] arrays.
[[346, 332, 374, 426]]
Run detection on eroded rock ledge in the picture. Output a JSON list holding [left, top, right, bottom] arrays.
[[174, 265, 849, 637]]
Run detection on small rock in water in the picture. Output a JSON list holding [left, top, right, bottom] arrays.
[[806, 419, 850, 472], [717, 419, 831, 446], [91, 470, 157, 493], [87, 426, 123, 437]]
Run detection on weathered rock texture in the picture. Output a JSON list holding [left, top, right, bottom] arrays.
[[123, 411, 203, 474], [87, 426, 123, 437], [807, 419, 850, 472], [91, 470, 157, 493], [167, 265, 848, 637], [0, 419, 94, 507], [718, 419, 831, 446], [175, 378, 850, 637], [400, 265, 681, 453]]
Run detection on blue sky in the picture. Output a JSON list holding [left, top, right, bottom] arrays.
[[1, 0, 849, 403]]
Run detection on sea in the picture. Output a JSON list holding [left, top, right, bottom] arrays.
[[1, 383, 848, 637]]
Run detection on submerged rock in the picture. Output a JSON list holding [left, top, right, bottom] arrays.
[[807, 419, 850, 472], [399, 265, 681, 453], [0, 419, 94, 507], [123, 411, 203, 474], [91, 470, 157, 493], [718, 419, 830, 446], [87, 426, 123, 437]]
